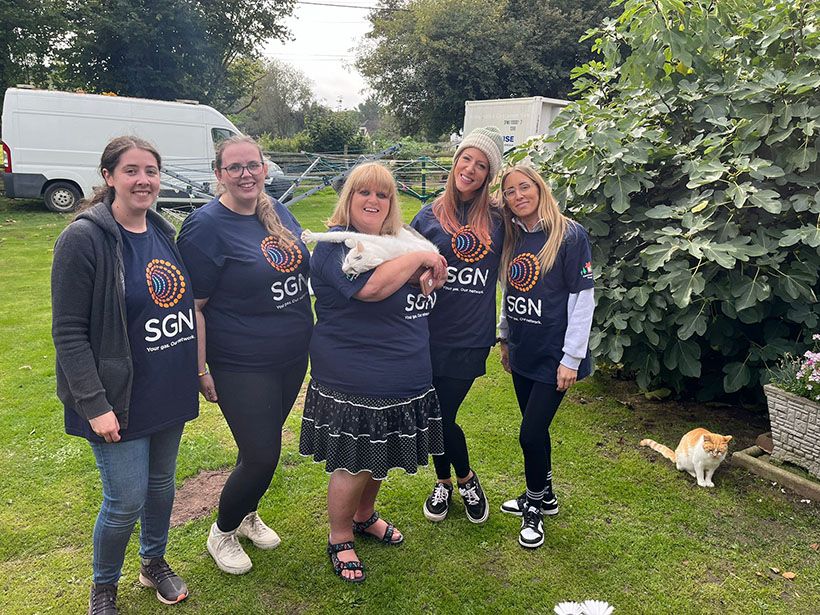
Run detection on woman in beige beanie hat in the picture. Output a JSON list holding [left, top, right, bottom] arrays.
[[410, 126, 505, 525]]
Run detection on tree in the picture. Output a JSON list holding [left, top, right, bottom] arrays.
[[59, 0, 294, 110], [355, 0, 616, 138], [518, 0, 820, 400], [235, 60, 317, 138], [305, 109, 367, 153], [0, 0, 65, 109]]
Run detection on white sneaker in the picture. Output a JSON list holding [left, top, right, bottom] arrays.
[[207, 522, 252, 575], [237, 511, 281, 550], [519, 506, 544, 549]]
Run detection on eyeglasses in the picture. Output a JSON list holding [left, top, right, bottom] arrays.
[[221, 161, 264, 178], [502, 182, 534, 199]]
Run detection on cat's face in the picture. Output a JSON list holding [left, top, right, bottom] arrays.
[[342, 242, 384, 274], [702, 434, 732, 458]]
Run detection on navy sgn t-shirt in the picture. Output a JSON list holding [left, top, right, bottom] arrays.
[[177, 197, 313, 371], [309, 227, 433, 398], [411, 202, 504, 349], [65, 223, 199, 442], [505, 224, 595, 385]]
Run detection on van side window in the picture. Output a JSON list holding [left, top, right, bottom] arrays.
[[212, 128, 237, 145]]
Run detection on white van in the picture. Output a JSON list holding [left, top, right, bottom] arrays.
[[1, 87, 287, 212]]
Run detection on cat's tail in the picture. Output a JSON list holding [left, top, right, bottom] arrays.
[[640, 438, 676, 462]]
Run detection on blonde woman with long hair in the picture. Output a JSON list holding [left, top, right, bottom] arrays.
[[411, 126, 505, 525], [299, 162, 446, 582], [496, 165, 595, 549], [177, 136, 313, 575]]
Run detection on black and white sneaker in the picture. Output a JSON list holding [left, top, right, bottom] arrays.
[[458, 472, 489, 523], [500, 492, 559, 517], [423, 481, 453, 522], [519, 506, 544, 548]]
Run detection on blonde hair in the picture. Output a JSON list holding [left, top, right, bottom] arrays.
[[499, 165, 578, 284], [432, 148, 500, 247], [215, 135, 295, 246], [77, 136, 161, 216], [326, 163, 402, 236]]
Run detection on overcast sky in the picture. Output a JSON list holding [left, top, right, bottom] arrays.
[[263, 1, 378, 110]]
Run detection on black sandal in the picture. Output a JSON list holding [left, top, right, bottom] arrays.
[[327, 539, 365, 582], [352, 511, 404, 545]]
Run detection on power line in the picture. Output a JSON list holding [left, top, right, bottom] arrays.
[[294, 1, 407, 10]]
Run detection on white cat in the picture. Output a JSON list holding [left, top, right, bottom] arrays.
[[301, 225, 439, 275]]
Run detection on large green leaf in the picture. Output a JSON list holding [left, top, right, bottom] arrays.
[[723, 362, 751, 393]]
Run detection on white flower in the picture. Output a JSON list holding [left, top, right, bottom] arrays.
[[554, 602, 584, 615], [581, 599, 615, 615]]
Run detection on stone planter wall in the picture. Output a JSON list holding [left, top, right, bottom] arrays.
[[764, 383, 820, 479]]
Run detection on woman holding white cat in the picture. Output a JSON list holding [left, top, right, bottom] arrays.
[[299, 162, 447, 582], [496, 165, 595, 549], [411, 126, 505, 524]]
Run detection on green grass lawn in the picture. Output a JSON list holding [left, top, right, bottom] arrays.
[[1, 193, 819, 614]]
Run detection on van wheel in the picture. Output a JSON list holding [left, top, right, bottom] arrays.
[[44, 182, 82, 213]]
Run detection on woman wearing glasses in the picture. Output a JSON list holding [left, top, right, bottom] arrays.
[[496, 165, 594, 549], [177, 136, 313, 574]]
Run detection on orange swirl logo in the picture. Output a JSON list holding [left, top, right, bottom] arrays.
[[451, 225, 490, 263], [508, 253, 540, 292], [145, 260, 186, 308], [261, 235, 302, 273]]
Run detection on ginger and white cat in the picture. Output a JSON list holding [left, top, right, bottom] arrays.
[[301, 225, 439, 275], [640, 428, 732, 487]]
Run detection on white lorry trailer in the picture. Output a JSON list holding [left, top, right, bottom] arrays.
[[1, 87, 286, 212], [462, 96, 569, 151]]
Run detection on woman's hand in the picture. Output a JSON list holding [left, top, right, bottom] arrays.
[[89, 411, 121, 443], [499, 340, 511, 373], [418, 253, 448, 296], [199, 373, 218, 402], [556, 365, 577, 392]]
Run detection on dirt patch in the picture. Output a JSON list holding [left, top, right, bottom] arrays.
[[171, 468, 230, 527]]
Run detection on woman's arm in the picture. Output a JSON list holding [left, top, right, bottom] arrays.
[[194, 297, 217, 402], [354, 251, 447, 302], [557, 287, 595, 391]]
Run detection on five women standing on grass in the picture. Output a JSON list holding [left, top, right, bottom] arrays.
[[496, 165, 595, 549], [177, 135, 313, 575], [411, 126, 506, 525], [52, 136, 197, 615]]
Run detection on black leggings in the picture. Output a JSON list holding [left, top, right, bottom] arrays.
[[511, 371, 565, 494], [431, 376, 475, 481], [211, 357, 307, 531]]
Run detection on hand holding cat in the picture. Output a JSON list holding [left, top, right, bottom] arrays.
[[556, 364, 578, 391], [199, 373, 218, 403]]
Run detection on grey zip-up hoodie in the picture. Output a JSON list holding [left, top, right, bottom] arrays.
[[51, 200, 180, 430]]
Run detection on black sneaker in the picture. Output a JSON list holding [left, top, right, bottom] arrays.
[[423, 481, 453, 522], [458, 472, 489, 523], [500, 492, 559, 517], [519, 506, 544, 548], [139, 557, 188, 604], [88, 583, 118, 615]]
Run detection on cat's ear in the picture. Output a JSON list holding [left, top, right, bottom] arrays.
[[702, 434, 714, 444], [724, 435, 732, 443], [357, 241, 364, 252], [344, 238, 357, 248]]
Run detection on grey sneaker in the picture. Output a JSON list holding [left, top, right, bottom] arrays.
[[458, 472, 489, 523], [88, 583, 118, 615], [423, 482, 453, 522], [207, 522, 252, 575], [237, 511, 281, 549], [139, 557, 188, 604]]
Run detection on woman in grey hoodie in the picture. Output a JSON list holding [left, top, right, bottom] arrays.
[[52, 136, 198, 615]]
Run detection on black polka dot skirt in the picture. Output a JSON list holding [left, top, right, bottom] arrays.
[[299, 380, 444, 480]]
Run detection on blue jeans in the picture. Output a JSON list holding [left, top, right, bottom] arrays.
[[89, 423, 184, 584]]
